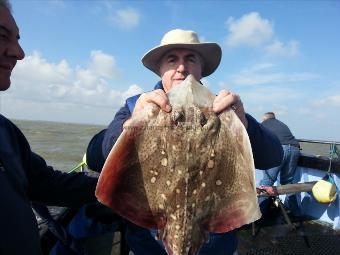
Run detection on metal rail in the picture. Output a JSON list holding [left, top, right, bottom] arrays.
[[298, 139, 340, 145], [298, 139, 339, 159]]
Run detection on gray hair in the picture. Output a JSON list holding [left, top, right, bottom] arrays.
[[0, 0, 12, 12], [263, 112, 276, 121]]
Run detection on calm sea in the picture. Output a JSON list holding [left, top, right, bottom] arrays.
[[12, 119, 105, 172], [11, 119, 333, 173]]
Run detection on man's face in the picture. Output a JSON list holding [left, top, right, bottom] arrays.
[[159, 49, 203, 92], [0, 6, 25, 91]]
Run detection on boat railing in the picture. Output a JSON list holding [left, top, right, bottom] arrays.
[[296, 139, 340, 173], [298, 139, 340, 145], [297, 138, 339, 157], [68, 154, 87, 173]]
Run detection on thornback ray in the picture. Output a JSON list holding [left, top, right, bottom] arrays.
[[96, 75, 261, 255]]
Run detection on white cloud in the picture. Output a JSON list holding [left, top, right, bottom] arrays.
[[248, 86, 340, 140], [313, 94, 340, 107], [14, 51, 71, 84], [229, 63, 317, 86], [4, 51, 143, 124], [107, 7, 140, 29], [225, 12, 300, 57], [122, 84, 143, 99], [89, 50, 119, 79], [225, 12, 274, 47], [240, 86, 300, 103], [249, 62, 276, 72], [329, 95, 340, 106], [265, 40, 299, 57], [232, 72, 317, 86]]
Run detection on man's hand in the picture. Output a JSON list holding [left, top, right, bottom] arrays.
[[213, 90, 248, 128], [123, 89, 172, 128]]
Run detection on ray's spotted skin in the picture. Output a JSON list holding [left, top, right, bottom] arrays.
[[96, 75, 261, 255]]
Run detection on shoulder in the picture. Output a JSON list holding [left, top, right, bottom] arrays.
[[126, 94, 141, 113], [0, 115, 25, 138], [0, 115, 31, 159], [0, 114, 13, 126], [245, 114, 259, 131], [124, 81, 163, 113], [125, 81, 163, 112], [262, 118, 277, 127]]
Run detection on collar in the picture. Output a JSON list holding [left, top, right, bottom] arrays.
[[153, 81, 164, 90]]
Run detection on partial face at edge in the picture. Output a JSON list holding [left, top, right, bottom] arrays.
[[0, 6, 25, 91], [159, 49, 203, 93]]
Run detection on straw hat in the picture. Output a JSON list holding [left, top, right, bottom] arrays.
[[142, 29, 222, 77]]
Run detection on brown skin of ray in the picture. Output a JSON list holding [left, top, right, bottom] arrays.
[[96, 125, 166, 229], [126, 106, 258, 254], [96, 76, 260, 255], [147, 106, 217, 255]]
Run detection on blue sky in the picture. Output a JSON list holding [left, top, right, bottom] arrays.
[[1, 0, 340, 141]]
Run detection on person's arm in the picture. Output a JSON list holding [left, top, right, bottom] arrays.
[[86, 104, 131, 172], [27, 152, 97, 207], [103, 104, 132, 158], [20, 147, 97, 207], [86, 129, 107, 172], [2, 117, 97, 208], [246, 114, 283, 170]]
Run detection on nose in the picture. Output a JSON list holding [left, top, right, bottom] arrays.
[[176, 60, 187, 73], [6, 41, 25, 60], [177, 64, 185, 72]]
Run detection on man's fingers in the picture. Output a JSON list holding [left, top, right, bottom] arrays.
[[213, 90, 248, 128], [153, 89, 172, 112], [134, 90, 171, 115], [213, 90, 239, 113]]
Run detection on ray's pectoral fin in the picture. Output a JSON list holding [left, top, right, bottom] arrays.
[[202, 110, 261, 234], [204, 203, 251, 233], [95, 129, 161, 229]]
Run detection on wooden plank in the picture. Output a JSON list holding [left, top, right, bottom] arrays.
[[257, 182, 317, 197]]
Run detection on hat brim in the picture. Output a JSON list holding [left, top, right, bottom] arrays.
[[142, 43, 222, 77]]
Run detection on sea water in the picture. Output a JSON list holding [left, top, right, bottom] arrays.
[[12, 119, 105, 172]]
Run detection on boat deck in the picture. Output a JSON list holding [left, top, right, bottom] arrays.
[[38, 206, 340, 255], [237, 206, 340, 255], [108, 212, 340, 255]]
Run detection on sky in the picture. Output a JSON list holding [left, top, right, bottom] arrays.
[[1, 0, 340, 141]]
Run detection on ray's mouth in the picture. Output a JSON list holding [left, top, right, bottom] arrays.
[[171, 109, 208, 128]]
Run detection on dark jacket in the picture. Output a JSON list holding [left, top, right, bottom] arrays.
[[262, 118, 300, 148], [0, 114, 97, 255]]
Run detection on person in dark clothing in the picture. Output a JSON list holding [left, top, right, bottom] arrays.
[[87, 29, 283, 255], [0, 1, 98, 254], [259, 112, 301, 215]]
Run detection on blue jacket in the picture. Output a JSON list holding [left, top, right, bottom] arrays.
[[86, 81, 283, 254], [0, 115, 97, 255]]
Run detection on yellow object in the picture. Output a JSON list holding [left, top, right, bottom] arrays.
[[312, 180, 337, 203]]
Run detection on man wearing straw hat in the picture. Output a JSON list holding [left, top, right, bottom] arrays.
[[0, 1, 99, 254], [87, 29, 283, 254]]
